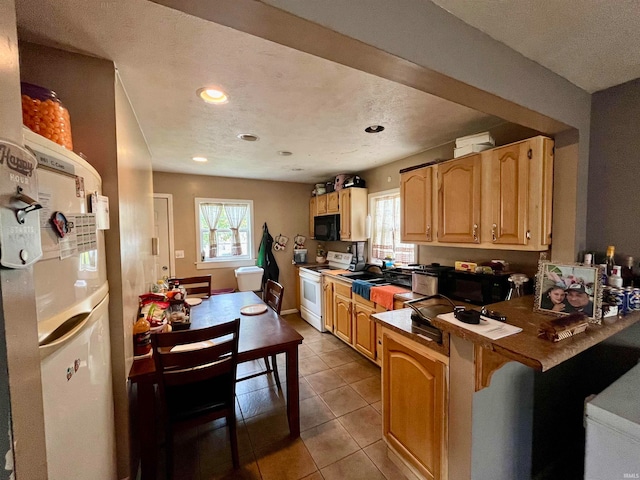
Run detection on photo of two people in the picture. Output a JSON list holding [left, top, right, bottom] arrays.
[[537, 263, 600, 320]]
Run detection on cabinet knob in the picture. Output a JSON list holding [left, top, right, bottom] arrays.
[[473, 224, 479, 243], [492, 223, 497, 242]]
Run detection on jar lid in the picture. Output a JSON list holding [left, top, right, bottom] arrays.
[[20, 82, 61, 103]]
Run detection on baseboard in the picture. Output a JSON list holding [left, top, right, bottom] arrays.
[[281, 308, 298, 315]]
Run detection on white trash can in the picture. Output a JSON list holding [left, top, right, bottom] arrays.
[[234, 266, 264, 291]]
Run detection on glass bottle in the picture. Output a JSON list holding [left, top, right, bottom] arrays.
[[133, 312, 151, 356], [621, 256, 634, 287], [605, 245, 616, 276]]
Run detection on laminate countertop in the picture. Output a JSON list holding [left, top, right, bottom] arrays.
[[372, 295, 640, 372]]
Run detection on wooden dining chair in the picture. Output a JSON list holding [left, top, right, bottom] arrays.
[[236, 279, 284, 390], [168, 274, 212, 298], [152, 319, 240, 478]]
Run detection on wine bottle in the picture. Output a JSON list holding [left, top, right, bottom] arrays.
[[605, 245, 615, 276], [621, 256, 634, 287]]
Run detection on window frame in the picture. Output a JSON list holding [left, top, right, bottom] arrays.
[[367, 188, 417, 265], [194, 197, 256, 270]]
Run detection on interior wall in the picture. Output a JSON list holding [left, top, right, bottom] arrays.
[[588, 77, 640, 260], [0, 2, 48, 478], [112, 73, 155, 478], [153, 172, 312, 311]]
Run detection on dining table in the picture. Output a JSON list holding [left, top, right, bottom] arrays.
[[128, 291, 304, 479]]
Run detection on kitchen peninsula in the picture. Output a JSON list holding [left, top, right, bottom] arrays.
[[372, 297, 640, 480]]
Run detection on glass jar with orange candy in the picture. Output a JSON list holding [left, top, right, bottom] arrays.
[[21, 82, 74, 151]]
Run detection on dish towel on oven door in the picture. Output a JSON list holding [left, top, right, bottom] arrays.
[[370, 285, 409, 310], [352, 280, 373, 301]]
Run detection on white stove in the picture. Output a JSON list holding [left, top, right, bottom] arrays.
[[298, 251, 352, 331]]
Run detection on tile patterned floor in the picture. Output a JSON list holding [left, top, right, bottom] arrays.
[[164, 313, 413, 479]]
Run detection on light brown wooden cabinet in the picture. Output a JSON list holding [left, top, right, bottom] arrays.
[[382, 328, 448, 480], [437, 154, 482, 244], [400, 136, 554, 251], [323, 277, 334, 332], [354, 301, 377, 359], [327, 191, 339, 213], [334, 292, 352, 343], [400, 165, 434, 242], [309, 196, 316, 238], [316, 194, 327, 215], [339, 188, 368, 241]]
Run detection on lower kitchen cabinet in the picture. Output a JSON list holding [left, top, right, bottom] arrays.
[[353, 300, 376, 360], [323, 277, 334, 331], [382, 328, 448, 480], [334, 292, 353, 344]]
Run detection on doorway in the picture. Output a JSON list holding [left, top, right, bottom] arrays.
[[153, 194, 175, 280]]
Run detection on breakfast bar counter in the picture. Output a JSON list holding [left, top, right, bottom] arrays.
[[373, 295, 640, 371]]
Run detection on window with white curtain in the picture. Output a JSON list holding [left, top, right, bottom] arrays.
[[369, 189, 415, 264], [195, 198, 254, 264]]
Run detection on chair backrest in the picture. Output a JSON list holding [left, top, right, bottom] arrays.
[[169, 275, 212, 298], [152, 319, 240, 392], [264, 279, 284, 314]]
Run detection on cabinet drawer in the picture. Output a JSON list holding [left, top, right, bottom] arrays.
[[354, 294, 375, 308], [335, 282, 352, 298]]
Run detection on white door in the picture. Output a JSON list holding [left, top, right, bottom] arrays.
[[153, 194, 175, 280]]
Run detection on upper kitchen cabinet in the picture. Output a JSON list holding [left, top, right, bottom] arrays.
[[400, 165, 434, 243], [485, 136, 554, 249], [437, 155, 482, 244], [401, 136, 554, 251], [339, 188, 368, 241], [326, 191, 339, 213], [316, 193, 328, 215], [309, 196, 316, 238]]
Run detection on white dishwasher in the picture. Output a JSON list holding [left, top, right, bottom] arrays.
[[584, 362, 640, 480]]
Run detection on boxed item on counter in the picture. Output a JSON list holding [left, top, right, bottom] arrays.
[[455, 261, 477, 272]]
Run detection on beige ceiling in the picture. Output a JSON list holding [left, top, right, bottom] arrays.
[[15, 1, 640, 183], [15, 0, 505, 183], [431, 0, 640, 94]]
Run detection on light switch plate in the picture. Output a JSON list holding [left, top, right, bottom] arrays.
[[174, 250, 184, 258]]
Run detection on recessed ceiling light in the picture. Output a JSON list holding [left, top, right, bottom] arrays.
[[278, 151, 293, 156], [237, 133, 259, 142], [197, 87, 228, 104], [365, 125, 385, 133], [192, 156, 208, 162]]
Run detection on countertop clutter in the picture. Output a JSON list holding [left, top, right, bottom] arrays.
[[373, 295, 640, 371]]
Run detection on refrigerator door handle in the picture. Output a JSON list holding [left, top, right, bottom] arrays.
[[38, 311, 90, 348]]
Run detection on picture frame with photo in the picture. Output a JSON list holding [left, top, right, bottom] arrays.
[[534, 261, 603, 324]]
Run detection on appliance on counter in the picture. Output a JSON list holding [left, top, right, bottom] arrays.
[[27, 128, 116, 479], [348, 241, 366, 271], [382, 263, 453, 295], [444, 269, 513, 306], [299, 251, 353, 331], [314, 214, 340, 241], [584, 363, 640, 479]]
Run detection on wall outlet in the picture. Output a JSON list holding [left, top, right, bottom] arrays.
[[174, 250, 184, 259]]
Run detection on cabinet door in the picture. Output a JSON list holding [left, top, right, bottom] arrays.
[[309, 196, 316, 238], [323, 280, 334, 332], [437, 155, 481, 243], [354, 303, 376, 359], [401, 166, 433, 242], [317, 194, 328, 215], [490, 142, 529, 245], [339, 189, 351, 240], [327, 191, 339, 213], [334, 293, 352, 343], [383, 332, 446, 480]]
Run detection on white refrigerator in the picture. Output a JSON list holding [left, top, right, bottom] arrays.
[[26, 128, 117, 480], [584, 362, 640, 480]]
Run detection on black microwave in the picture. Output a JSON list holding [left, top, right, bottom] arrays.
[[444, 270, 512, 306], [314, 214, 340, 241]]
